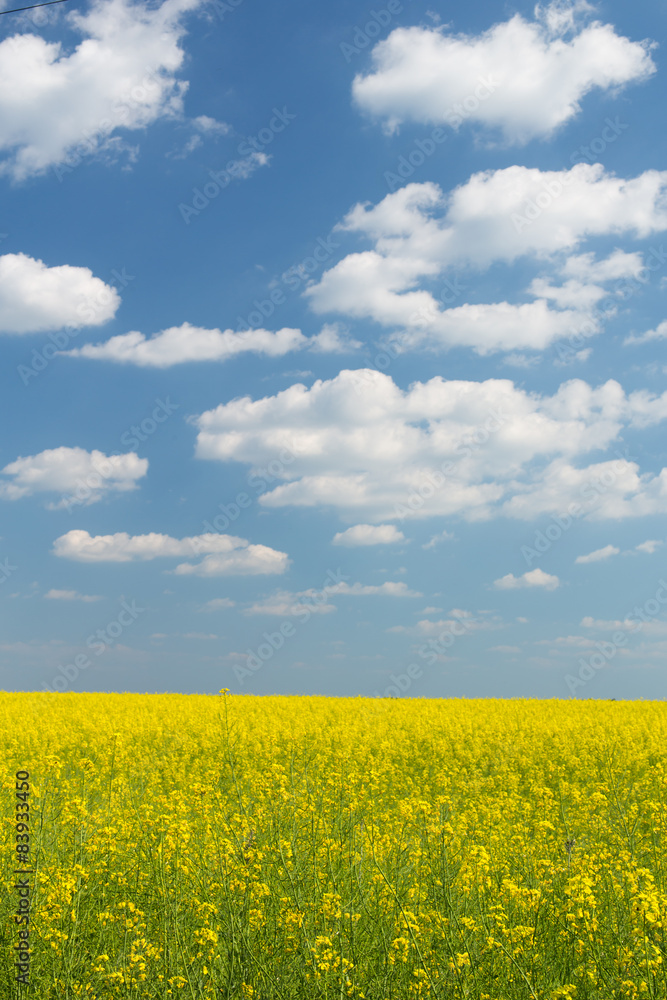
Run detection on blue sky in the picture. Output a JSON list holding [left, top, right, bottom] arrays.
[[1, 0, 666, 698]]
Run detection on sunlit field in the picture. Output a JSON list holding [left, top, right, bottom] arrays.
[[2, 693, 667, 999]]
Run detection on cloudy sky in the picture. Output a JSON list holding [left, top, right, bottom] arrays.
[[1, 0, 666, 698]]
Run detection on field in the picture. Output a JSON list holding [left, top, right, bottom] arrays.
[[1, 693, 667, 999]]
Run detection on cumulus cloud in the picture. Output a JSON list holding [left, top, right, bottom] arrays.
[[194, 369, 667, 523], [53, 529, 289, 575], [561, 249, 646, 284], [534, 634, 600, 650], [0, 253, 120, 334], [407, 609, 480, 636], [530, 250, 647, 312], [0, 0, 206, 181], [245, 578, 420, 615], [329, 580, 421, 597], [174, 548, 288, 577], [624, 320, 667, 346], [580, 615, 638, 631], [0, 447, 147, 506], [202, 597, 237, 610], [494, 568, 560, 590], [332, 524, 405, 546], [636, 539, 663, 554], [45, 588, 102, 602], [66, 324, 308, 367], [167, 114, 230, 158], [307, 323, 362, 354], [352, 3, 655, 143], [305, 170, 667, 354], [65, 322, 361, 367], [423, 530, 453, 549], [397, 298, 591, 355], [245, 589, 337, 616], [575, 544, 620, 563], [193, 115, 229, 135]]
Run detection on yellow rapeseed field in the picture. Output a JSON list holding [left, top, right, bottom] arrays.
[[1, 693, 667, 999]]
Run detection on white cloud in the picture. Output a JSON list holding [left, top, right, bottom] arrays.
[[53, 529, 289, 575], [244, 589, 337, 616], [174, 548, 288, 577], [202, 597, 237, 610], [499, 454, 667, 521], [581, 615, 639, 631], [168, 115, 230, 158], [503, 353, 542, 369], [66, 324, 305, 367], [332, 524, 405, 546], [307, 323, 362, 354], [194, 369, 667, 522], [494, 568, 560, 590], [575, 543, 619, 563], [305, 170, 667, 354], [192, 115, 229, 135], [422, 530, 453, 549], [0, 447, 147, 505], [352, 4, 655, 143], [410, 609, 480, 636], [246, 578, 420, 617], [535, 634, 599, 650], [330, 580, 421, 597], [529, 250, 645, 311], [395, 300, 590, 355], [636, 539, 663, 554], [65, 322, 359, 367], [580, 615, 667, 640], [562, 249, 645, 283], [0, 253, 120, 334], [0, 0, 205, 181], [624, 320, 667, 346], [44, 588, 102, 602]]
